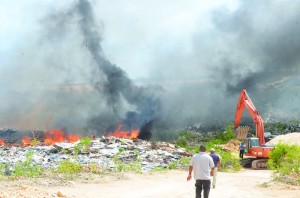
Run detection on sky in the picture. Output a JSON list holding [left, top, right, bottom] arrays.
[[0, 0, 238, 79], [0, 0, 300, 135]]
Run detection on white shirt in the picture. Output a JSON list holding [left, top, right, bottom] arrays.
[[190, 152, 214, 180]]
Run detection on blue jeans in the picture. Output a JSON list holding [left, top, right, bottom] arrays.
[[195, 179, 211, 198]]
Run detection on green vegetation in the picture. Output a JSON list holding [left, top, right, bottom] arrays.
[[264, 120, 300, 134], [114, 159, 142, 173], [0, 123, 243, 181], [217, 150, 241, 172], [12, 150, 43, 177], [88, 162, 102, 174], [176, 137, 188, 148], [216, 124, 235, 143], [150, 166, 166, 173], [32, 138, 39, 146], [167, 157, 193, 170], [74, 136, 91, 154], [177, 157, 190, 168], [267, 143, 300, 185], [175, 124, 241, 172], [57, 159, 82, 179], [0, 163, 8, 175], [167, 162, 177, 170], [111, 150, 143, 173]]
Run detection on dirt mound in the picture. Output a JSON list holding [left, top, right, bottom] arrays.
[[220, 139, 241, 151], [267, 132, 300, 145]]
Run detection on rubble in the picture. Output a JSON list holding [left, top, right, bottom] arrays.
[[0, 136, 192, 174]]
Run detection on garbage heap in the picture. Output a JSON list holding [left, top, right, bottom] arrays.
[[0, 136, 192, 173]]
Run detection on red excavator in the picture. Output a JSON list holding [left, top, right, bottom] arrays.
[[234, 89, 274, 169]]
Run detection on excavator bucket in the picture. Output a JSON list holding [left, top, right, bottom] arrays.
[[235, 126, 250, 139]]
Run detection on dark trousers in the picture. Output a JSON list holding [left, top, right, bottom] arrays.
[[239, 150, 244, 159], [195, 179, 211, 198]]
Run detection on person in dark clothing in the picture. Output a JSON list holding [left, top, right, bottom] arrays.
[[239, 142, 246, 159], [209, 148, 221, 189]]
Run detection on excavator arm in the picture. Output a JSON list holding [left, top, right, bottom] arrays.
[[234, 89, 265, 145]]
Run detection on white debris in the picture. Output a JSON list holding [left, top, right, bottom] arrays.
[[0, 136, 192, 173]]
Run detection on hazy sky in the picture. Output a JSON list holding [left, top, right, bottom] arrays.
[[0, 0, 239, 80], [1, 0, 300, 134]]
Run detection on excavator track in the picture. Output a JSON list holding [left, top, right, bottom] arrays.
[[251, 159, 268, 169], [241, 158, 254, 168]]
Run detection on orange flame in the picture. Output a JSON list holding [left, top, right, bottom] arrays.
[[44, 129, 80, 145], [66, 133, 80, 142], [107, 125, 139, 140], [22, 136, 33, 146], [0, 139, 6, 145], [0, 128, 80, 147], [44, 129, 64, 145]]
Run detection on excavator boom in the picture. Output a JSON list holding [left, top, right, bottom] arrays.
[[234, 89, 275, 169], [234, 89, 265, 145]]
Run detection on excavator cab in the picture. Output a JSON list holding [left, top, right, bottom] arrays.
[[243, 137, 260, 154]]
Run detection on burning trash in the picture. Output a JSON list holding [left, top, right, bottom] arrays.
[[106, 125, 139, 140], [0, 128, 81, 147], [0, 128, 191, 175]]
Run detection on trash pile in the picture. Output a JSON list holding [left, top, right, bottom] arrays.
[[0, 136, 192, 174]]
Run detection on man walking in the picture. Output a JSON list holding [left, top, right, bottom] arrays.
[[187, 145, 214, 198], [209, 148, 221, 189]]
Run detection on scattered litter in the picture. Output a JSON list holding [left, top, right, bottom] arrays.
[[0, 137, 192, 173]]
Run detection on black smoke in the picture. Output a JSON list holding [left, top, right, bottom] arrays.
[[65, 0, 161, 139], [211, 0, 300, 95], [2, 0, 300, 138]]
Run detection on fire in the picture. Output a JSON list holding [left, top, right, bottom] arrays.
[[16, 129, 81, 146], [44, 129, 64, 145], [0, 139, 6, 145], [66, 133, 80, 142], [44, 129, 80, 145], [107, 125, 139, 140], [22, 136, 33, 146]]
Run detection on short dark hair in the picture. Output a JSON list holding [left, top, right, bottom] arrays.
[[200, 145, 206, 152]]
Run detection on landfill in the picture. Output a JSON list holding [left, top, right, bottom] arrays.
[[0, 136, 192, 174]]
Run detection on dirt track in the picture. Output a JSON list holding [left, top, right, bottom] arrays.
[[1, 169, 299, 198]]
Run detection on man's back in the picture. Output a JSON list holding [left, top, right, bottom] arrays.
[[190, 152, 214, 180]]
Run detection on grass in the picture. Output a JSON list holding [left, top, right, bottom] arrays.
[[12, 150, 43, 178], [218, 150, 241, 172], [113, 158, 142, 174], [150, 167, 167, 173], [167, 162, 177, 170], [57, 159, 82, 179]]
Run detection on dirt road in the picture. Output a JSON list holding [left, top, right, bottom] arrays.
[[0, 169, 299, 198]]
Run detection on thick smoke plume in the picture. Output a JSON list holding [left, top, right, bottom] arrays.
[[1, 0, 300, 138], [73, 0, 162, 138]]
